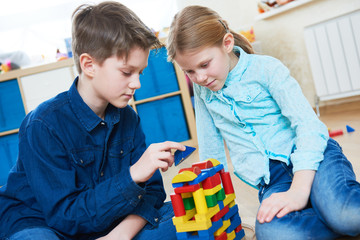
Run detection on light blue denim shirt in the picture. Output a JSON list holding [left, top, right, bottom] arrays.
[[194, 46, 329, 188]]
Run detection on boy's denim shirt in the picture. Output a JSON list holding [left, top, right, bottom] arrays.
[[194, 46, 329, 188], [0, 78, 166, 239]]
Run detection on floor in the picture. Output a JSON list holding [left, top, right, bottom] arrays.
[[161, 106, 360, 240]]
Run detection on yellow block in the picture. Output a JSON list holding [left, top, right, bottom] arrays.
[[203, 184, 222, 196], [181, 192, 192, 198], [172, 171, 198, 183], [214, 219, 231, 236], [229, 200, 236, 208], [172, 208, 196, 225], [174, 218, 212, 232], [227, 230, 236, 240], [195, 204, 220, 222], [206, 158, 221, 166], [193, 188, 208, 214], [223, 193, 236, 207]]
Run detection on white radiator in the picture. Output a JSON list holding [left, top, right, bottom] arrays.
[[304, 10, 360, 108]]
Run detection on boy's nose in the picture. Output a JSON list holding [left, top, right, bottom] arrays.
[[129, 77, 141, 89]]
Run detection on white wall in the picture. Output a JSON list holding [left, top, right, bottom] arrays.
[[176, 0, 360, 107]]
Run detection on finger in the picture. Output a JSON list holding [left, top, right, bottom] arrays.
[[276, 206, 292, 218], [159, 141, 186, 152]]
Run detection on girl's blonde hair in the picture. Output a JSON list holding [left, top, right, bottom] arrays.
[[167, 5, 254, 62]]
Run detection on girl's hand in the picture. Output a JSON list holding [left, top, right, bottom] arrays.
[[130, 141, 185, 183], [256, 188, 309, 223], [257, 169, 316, 223]]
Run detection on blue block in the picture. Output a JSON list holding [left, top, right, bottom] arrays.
[[226, 214, 241, 234], [224, 204, 239, 221], [172, 182, 186, 188], [234, 229, 245, 240], [217, 200, 224, 210], [198, 218, 223, 237], [346, 125, 355, 133]]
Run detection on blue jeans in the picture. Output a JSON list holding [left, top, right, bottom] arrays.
[[256, 138, 360, 240], [8, 202, 176, 240]]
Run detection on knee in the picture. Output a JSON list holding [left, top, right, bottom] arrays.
[[255, 219, 305, 240], [323, 207, 360, 237]]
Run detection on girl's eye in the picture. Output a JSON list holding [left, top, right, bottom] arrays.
[[201, 62, 209, 68], [185, 70, 194, 75]]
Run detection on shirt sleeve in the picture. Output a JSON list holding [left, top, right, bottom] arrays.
[[128, 116, 166, 226], [19, 118, 164, 235], [194, 84, 228, 170], [265, 58, 329, 172]]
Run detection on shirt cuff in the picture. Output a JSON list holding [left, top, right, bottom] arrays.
[[132, 195, 162, 227], [115, 167, 146, 207]]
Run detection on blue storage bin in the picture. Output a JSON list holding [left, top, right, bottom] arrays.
[[136, 95, 190, 146], [0, 79, 26, 132], [0, 133, 19, 186], [134, 47, 179, 101]]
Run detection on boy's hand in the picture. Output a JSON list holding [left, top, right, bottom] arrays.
[[130, 141, 186, 183]]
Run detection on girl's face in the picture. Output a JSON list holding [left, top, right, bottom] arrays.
[[174, 33, 237, 92]]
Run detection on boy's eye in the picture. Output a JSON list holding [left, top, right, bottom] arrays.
[[122, 71, 131, 76]]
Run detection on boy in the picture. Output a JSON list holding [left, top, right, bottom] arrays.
[[0, 2, 184, 239]]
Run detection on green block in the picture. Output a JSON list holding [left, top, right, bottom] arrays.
[[183, 197, 195, 210], [216, 188, 225, 201], [205, 194, 217, 208]]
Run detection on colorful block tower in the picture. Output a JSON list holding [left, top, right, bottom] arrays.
[[170, 158, 245, 240]]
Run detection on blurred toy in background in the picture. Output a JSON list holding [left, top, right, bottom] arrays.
[[258, 0, 294, 13], [239, 27, 255, 43], [0, 60, 20, 74], [56, 49, 68, 61]]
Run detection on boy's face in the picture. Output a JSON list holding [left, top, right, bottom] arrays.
[[91, 47, 149, 109], [174, 45, 232, 92]]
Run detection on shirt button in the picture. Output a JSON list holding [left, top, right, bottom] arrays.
[[246, 96, 251, 101], [80, 159, 84, 164], [138, 195, 142, 200], [120, 150, 124, 154], [154, 218, 159, 223], [100, 172, 104, 177], [101, 122, 105, 126]]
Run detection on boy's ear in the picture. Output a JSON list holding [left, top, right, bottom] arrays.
[[79, 53, 95, 77], [223, 33, 235, 53]]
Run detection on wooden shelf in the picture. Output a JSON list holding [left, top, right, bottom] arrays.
[[255, 0, 313, 21]]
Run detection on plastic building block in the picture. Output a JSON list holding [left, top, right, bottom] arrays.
[[220, 172, 235, 194], [170, 158, 245, 240], [346, 125, 355, 133], [171, 193, 186, 217], [205, 194, 218, 208], [203, 173, 222, 190], [183, 197, 196, 210], [175, 145, 196, 166], [175, 184, 200, 194], [173, 171, 199, 184], [329, 129, 343, 138]]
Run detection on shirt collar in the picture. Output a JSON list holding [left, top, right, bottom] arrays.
[[68, 77, 120, 132], [201, 46, 249, 102]]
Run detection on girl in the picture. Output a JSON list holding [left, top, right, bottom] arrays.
[[167, 5, 360, 240]]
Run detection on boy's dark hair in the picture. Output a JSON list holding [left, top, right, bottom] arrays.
[[71, 1, 161, 73]]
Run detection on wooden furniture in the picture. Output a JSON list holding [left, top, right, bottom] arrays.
[[0, 48, 196, 185]]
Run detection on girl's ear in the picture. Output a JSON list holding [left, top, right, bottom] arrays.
[[223, 33, 235, 53], [79, 53, 96, 78]]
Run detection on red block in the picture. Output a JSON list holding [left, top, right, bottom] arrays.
[[192, 160, 213, 170], [212, 205, 229, 222], [174, 183, 200, 194], [329, 129, 343, 138], [170, 193, 185, 217], [220, 172, 235, 194], [203, 173, 222, 190], [235, 224, 243, 233], [215, 232, 227, 240], [179, 166, 201, 175]]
